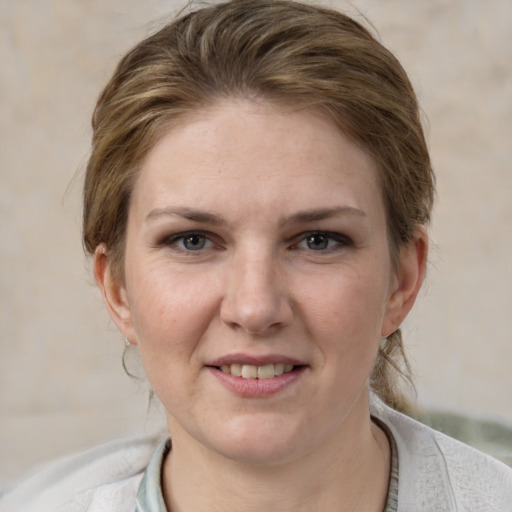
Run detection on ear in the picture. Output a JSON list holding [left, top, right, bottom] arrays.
[[381, 227, 428, 337], [94, 245, 137, 344]]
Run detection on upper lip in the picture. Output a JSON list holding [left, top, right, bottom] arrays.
[[208, 353, 307, 367]]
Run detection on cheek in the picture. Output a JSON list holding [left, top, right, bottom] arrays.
[[125, 267, 220, 408], [307, 270, 388, 333], [302, 267, 389, 366], [126, 264, 219, 353]]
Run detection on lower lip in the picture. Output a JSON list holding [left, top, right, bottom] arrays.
[[207, 366, 307, 397]]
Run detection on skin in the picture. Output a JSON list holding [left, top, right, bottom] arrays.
[[95, 99, 427, 511]]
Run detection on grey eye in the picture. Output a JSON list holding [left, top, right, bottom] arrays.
[[305, 234, 330, 250], [182, 234, 207, 250]]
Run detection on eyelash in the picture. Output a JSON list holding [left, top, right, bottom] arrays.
[[160, 231, 218, 252], [293, 231, 353, 252], [159, 230, 352, 254]]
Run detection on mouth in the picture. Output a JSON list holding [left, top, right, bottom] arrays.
[[207, 357, 307, 397], [216, 363, 298, 379]]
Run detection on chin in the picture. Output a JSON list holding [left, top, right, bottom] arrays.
[[217, 438, 304, 467], [201, 414, 315, 467]]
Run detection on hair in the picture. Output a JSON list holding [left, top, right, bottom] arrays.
[[83, 0, 435, 410]]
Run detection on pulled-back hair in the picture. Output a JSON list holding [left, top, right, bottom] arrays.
[[83, 0, 435, 409]]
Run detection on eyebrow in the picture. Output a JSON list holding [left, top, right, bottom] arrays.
[[145, 205, 365, 224], [286, 206, 366, 224], [145, 207, 227, 225]]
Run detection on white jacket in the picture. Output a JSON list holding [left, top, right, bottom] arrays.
[[2, 399, 512, 511]]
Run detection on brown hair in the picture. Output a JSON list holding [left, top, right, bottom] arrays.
[[83, 0, 435, 409]]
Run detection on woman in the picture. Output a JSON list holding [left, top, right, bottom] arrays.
[[2, 1, 511, 511]]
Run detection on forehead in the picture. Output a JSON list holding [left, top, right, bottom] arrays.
[[131, 99, 383, 220]]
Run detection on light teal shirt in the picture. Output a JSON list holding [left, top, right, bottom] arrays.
[[135, 439, 170, 512]]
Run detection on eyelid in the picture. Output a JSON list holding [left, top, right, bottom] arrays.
[[293, 230, 353, 250], [159, 230, 220, 251]]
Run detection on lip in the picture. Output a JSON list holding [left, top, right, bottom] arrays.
[[206, 353, 308, 398], [208, 353, 307, 367]]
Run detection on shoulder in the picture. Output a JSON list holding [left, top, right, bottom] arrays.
[[371, 396, 512, 512], [0, 434, 164, 512]]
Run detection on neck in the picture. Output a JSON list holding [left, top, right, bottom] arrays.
[[162, 394, 390, 512]]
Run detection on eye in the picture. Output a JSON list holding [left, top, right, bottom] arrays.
[[304, 233, 331, 251], [163, 231, 215, 252], [295, 232, 351, 251], [181, 233, 209, 251]]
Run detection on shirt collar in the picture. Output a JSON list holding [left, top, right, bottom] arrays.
[[135, 438, 170, 512]]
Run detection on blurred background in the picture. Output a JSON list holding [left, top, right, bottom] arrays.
[[1, 0, 511, 485]]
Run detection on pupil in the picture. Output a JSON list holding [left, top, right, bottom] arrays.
[[307, 234, 328, 250], [185, 235, 205, 250]]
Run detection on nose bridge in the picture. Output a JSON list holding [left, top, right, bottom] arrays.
[[221, 242, 291, 334]]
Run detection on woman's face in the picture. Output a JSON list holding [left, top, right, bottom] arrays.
[[98, 100, 422, 465]]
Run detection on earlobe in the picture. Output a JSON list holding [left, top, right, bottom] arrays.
[[381, 228, 428, 337], [93, 245, 136, 343]]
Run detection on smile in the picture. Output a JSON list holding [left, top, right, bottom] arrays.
[[219, 363, 295, 379]]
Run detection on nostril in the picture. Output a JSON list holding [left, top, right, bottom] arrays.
[[219, 268, 294, 334], [221, 302, 286, 335]]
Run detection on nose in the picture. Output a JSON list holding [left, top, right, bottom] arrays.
[[220, 248, 293, 335]]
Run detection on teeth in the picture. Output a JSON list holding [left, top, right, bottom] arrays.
[[257, 364, 274, 379], [219, 363, 296, 379], [241, 365, 258, 379], [230, 363, 242, 377]]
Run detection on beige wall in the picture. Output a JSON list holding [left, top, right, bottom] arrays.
[[1, 0, 511, 483]]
